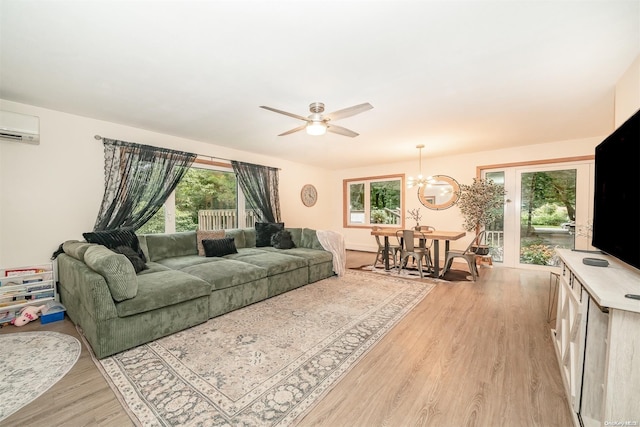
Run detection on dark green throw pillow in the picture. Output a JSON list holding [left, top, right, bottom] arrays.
[[203, 237, 238, 257], [112, 245, 148, 274], [83, 228, 147, 262], [271, 230, 296, 249], [255, 222, 284, 247]]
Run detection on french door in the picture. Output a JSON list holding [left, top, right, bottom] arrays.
[[482, 160, 593, 269]]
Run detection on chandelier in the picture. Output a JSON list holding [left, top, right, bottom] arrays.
[[407, 144, 434, 188]]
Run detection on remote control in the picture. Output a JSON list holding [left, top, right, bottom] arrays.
[[625, 294, 640, 300]]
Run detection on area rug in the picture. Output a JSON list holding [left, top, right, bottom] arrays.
[[0, 331, 81, 422], [97, 270, 434, 426]]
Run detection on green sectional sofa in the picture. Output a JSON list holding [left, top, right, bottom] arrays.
[[56, 227, 334, 359]]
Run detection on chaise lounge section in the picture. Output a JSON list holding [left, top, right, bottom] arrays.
[[56, 227, 334, 359]]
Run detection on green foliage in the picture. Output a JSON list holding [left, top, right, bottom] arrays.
[[520, 243, 555, 265], [349, 183, 365, 210], [522, 203, 568, 226], [136, 167, 238, 234], [521, 170, 576, 235], [457, 178, 506, 231], [370, 209, 388, 224], [176, 169, 237, 226], [370, 181, 401, 210], [137, 207, 165, 234]]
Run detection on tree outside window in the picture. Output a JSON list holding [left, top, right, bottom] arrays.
[[137, 166, 240, 234]]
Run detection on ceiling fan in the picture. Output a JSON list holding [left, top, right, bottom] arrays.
[[260, 102, 373, 137]]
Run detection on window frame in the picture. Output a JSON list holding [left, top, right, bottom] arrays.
[[342, 174, 405, 229]]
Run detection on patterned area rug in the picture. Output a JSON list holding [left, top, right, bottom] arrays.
[[97, 270, 434, 426], [0, 331, 81, 421]]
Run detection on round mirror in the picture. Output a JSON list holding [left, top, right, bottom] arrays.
[[418, 175, 460, 210]]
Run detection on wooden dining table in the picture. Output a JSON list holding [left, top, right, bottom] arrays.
[[371, 228, 466, 278]]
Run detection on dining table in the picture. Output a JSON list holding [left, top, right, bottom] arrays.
[[371, 228, 466, 278]]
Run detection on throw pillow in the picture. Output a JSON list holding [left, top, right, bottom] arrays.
[[83, 228, 147, 262], [271, 230, 296, 249], [112, 245, 148, 274], [203, 237, 238, 257], [84, 245, 138, 301], [255, 222, 284, 247], [196, 229, 225, 256]]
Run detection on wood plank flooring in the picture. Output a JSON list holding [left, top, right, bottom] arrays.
[[0, 251, 573, 426]]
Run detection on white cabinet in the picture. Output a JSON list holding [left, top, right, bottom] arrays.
[[0, 263, 56, 325], [552, 249, 640, 427]]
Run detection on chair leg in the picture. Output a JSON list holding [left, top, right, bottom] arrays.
[[466, 257, 478, 281], [373, 250, 382, 268]]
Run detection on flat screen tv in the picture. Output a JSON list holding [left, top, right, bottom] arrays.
[[591, 108, 640, 271]]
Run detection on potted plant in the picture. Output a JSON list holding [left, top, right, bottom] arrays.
[[456, 178, 506, 252]]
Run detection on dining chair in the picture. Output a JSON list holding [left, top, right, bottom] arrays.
[[442, 230, 487, 281], [417, 225, 435, 267], [372, 226, 401, 268], [395, 229, 432, 278]]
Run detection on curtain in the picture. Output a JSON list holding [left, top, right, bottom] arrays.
[[231, 160, 281, 223], [93, 138, 197, 231]]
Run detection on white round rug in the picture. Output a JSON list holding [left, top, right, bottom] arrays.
[[0, 331, 81, 422]]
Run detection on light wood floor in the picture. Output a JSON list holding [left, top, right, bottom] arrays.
[[0, 251, 573, 427]]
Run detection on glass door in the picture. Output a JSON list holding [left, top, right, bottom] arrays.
[[482, 161, 593, 269]]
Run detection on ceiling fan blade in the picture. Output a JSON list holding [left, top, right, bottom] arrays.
[[278, 124, 307, 136], [325, 103, 373, 121], [260, 106, 309, 122], [327, 124, 359, 138]]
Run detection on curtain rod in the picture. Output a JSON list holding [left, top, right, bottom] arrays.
[[93, 134, 279, 169]]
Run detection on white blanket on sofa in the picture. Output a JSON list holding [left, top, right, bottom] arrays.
[[317, 230, 346, 277]]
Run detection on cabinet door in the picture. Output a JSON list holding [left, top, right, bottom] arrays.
[[554, 273, 587, 411], [580, 297, 608, 427]]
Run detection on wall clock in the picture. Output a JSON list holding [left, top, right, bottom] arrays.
[[301, 184, 318, 207]]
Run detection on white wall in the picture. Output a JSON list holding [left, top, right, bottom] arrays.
[[333, 136, 603, 253], [0, 99, 333, 267], [615, 55, 640, 126]]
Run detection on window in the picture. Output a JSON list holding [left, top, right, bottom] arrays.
[[343, 174, 405, 228], [137, 159, 253, 234]]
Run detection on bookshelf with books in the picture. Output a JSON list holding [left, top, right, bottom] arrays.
[[0, 263, 56, 325]]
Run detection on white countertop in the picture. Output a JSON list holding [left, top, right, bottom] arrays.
[[557, 248, 640, 313]]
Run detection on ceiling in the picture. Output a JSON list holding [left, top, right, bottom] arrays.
[[1, 1, 639, 170]]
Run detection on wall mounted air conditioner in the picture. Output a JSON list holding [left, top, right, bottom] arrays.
[[0, 110, 40, 144]]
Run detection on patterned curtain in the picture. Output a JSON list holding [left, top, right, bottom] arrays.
[[93, 138, 196, 231], [231, 160, 281, 223]]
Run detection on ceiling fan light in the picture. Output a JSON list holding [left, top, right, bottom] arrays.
[[306, 122, 327, 136]]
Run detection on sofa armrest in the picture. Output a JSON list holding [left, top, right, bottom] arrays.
[[57, 254, 119, 321]]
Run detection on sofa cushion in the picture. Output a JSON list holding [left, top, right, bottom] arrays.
[[62, 240, 96, 261], [271, 230, 296, 249], [301, 228, 324, 250], [224, 251, 307, 275], [180, 258, 268, 290], [155, 255, 213, 270], [115, 270, 211, 317], [224, 229, 247, 249], [196, 229, 225, 256], [242, 228, 257, 248], [136, 261, 171, 275], [145, 231, 197, 261], [258, 247, 332, 266], [285, 228, 303, 248], [83, 228, 147, 262], [203, 237, 237, 257], [84, 245, 138, 302], [255, 222, 284, 247], [112, 245, 148, 273]]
